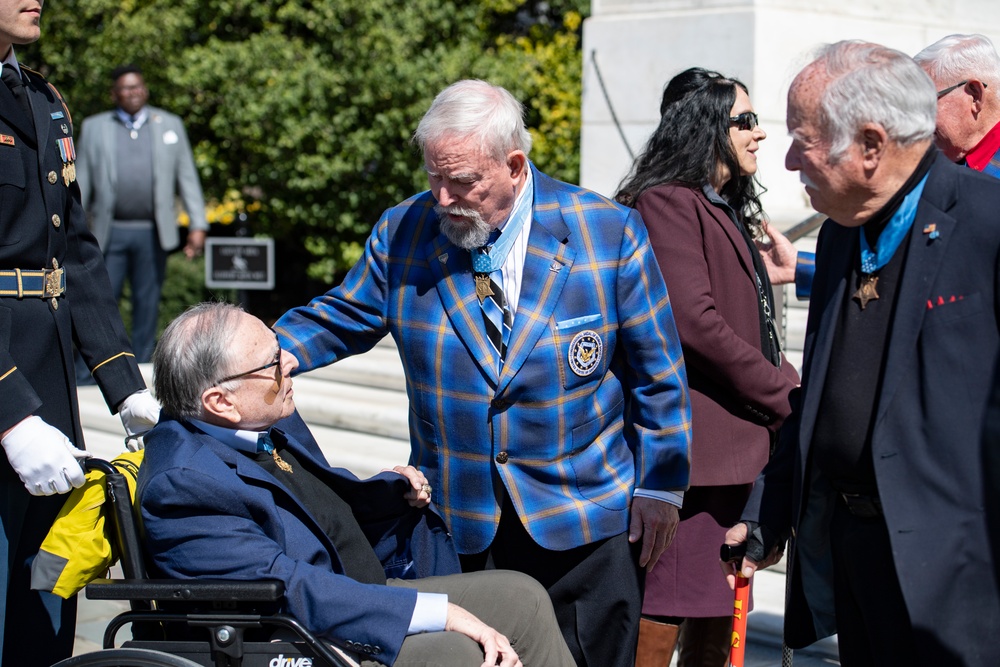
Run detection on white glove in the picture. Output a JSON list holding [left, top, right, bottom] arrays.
[[119, 389, 160, 438], [1, 416, 90, 495]]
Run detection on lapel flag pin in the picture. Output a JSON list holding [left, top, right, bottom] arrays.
[[0, 135, 14, 146], [922, 223, 940, 240], [50, 111, 65, 120]]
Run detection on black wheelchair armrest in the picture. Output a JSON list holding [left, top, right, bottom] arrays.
[[85, 578, 285, 603]]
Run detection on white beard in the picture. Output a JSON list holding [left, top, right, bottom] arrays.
[[436, 204, 493, 250]]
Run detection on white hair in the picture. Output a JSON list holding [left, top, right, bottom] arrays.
[[806, 41, 937, 162], [914, 34, 1000, 88], [413, 79, 532, 162]]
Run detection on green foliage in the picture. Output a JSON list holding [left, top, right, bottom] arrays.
[[22, 0, 589, 287], [115, 253, 236, 339]]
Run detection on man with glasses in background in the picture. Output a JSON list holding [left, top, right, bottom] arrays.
[[760, 34, 1000, 297], [915, 34, 1000, 173]]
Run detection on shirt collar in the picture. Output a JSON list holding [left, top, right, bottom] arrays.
[[1, 48, 21, 80], [965, 119, 1000, 172], [115, 106, 149, 128], [189, 418, 266, 456], [497, 166, 533, 234]]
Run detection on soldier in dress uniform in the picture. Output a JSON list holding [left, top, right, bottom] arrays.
[[0, 2, 159, 664]]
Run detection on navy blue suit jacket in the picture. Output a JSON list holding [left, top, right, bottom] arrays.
[[744, 153, 1000, 664], [138, 411, 460, 664]]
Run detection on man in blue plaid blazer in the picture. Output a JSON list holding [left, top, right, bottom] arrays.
[[275, 80, 691, 666]]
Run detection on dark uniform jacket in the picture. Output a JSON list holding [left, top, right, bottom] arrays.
[[0, 65, 144, 444]]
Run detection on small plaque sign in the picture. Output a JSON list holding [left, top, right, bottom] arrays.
[[205, 238, 274, 290]]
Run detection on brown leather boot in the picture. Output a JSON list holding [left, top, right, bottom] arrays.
[[676, 616, 733, 667], [635, 617, 680, 667]]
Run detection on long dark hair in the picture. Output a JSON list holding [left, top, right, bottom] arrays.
[[615, 68, 766, 236]]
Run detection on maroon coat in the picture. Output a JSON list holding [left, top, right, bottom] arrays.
[[636, 183, 798, 487]]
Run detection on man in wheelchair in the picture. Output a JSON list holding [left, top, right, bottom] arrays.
[[137, 302, 574, 667]]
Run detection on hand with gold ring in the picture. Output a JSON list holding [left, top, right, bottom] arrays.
[[386, 464, 433, 508]]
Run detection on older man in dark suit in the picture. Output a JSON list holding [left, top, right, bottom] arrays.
[[139, 302, 575, 667], [724, 41, 1000, 666]]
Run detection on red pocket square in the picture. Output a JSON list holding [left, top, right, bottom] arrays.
[[926, 295, 964, 309]]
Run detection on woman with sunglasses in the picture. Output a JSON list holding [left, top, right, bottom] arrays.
[[615, 68, 799, 667]]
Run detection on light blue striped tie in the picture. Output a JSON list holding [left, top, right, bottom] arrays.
[[480, 267, 512, 370]]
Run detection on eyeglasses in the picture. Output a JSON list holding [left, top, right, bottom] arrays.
[[216, 331, 282, 386], [730, 111, 759, 132], [935, 80, 987, 99], [936, 80, 969, 98]]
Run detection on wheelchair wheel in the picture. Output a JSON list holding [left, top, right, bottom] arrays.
[[52, 648, 203, 667]]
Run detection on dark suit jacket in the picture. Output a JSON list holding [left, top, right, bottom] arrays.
[[744, 153, 1000, 664], [138, 412, 461, 665], [0, 65, 143, 442], [637, 183, 797, 486]]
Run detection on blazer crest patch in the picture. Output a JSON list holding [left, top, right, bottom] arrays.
[[568, 329, 602, 377]]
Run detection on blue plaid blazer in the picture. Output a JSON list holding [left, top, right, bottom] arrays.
[[276, 165, 691, 554]]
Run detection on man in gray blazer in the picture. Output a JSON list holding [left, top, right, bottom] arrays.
[[76, 64, 208, 362]]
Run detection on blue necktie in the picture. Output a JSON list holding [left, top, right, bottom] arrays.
[[257, 431, 292, 472], [480, 267, 512, 368], [473, 234, 512, 371]]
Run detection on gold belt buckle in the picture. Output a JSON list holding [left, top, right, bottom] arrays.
[[43, 267, 64, 298]]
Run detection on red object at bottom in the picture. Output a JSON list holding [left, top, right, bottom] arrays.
[[729, 574, 750, 667]]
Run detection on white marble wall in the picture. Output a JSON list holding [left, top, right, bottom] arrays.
[[582, 0, 1000, 225]]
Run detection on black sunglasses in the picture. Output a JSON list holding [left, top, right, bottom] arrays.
[[730, 111, 759, 132], [216, 330, 282, 385]]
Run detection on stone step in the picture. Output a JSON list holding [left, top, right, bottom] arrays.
[[289, 374, 410, 441], [297, 343, 406, 393]]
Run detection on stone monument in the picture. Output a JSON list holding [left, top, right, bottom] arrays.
[[582, 0, 1000, 226]]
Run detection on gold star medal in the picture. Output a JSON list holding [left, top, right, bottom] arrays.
[[853, 274, 879, 310], [475, 273, 493, 303]]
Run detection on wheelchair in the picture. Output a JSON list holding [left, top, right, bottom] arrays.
[[54, 459, 357, 667]]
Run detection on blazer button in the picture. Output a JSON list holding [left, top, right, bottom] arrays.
[[51, 214, 61, 228], [47, 171, 58, 184], [495, 451, 509, 464]]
